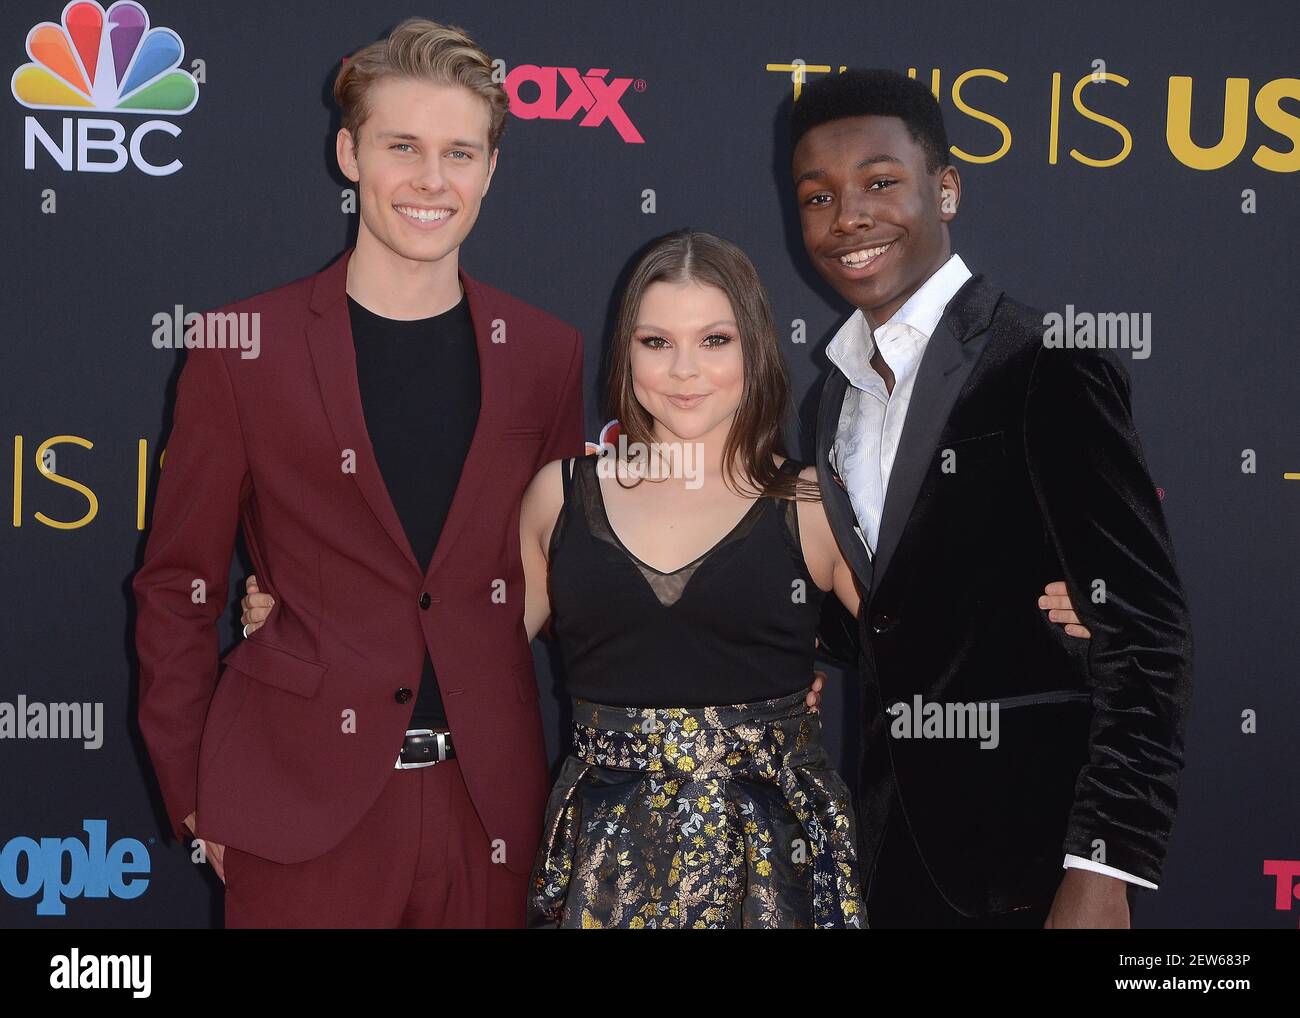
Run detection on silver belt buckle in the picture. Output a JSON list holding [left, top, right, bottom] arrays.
[[394, 728, 447, 769]]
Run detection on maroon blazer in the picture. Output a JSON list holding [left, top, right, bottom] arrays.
[[133, 247, 585, 876]]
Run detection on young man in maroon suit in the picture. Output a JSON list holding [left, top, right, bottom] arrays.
[[133, 19, 584, 927]]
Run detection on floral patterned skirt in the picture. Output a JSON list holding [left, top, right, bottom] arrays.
[[527, 688, 865, 928]]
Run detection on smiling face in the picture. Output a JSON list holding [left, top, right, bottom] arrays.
[[792, 114, 959, 327], [630, 280, 746, 445], [336, 76, 497, 267]]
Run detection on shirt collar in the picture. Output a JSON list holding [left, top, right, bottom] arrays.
[[826, 253, 972, 389], [886, 252, 972, 340]]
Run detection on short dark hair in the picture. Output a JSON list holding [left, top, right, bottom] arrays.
[[790, 68, 950, 174]]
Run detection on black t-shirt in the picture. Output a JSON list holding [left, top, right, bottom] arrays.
[[348, 290, 480, 731]]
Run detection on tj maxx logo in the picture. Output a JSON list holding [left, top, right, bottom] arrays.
[[1264, 860, 1300, 927], [504, 64, 645, 143]]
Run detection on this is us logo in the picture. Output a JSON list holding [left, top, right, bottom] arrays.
[[11, 0, 201, 175]]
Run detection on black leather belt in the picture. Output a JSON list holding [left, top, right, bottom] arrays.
[[395, 729, 455, 769]]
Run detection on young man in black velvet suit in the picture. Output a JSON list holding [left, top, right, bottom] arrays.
[[793, 70, 1193, 928]]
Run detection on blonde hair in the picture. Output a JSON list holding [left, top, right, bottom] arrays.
[[333, 18, 507, 150]]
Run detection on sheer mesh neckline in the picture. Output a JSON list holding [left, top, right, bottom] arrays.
[[573, 455, 797, 608], [592, 471, 767, 577]]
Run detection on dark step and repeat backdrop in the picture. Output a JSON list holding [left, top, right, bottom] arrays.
[[1, 0, 1296, 928]]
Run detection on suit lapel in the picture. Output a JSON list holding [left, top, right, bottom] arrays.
[[305, 250, 511, 582], [871, 274, 1002, 590], [815, 367, 874, 593], [305, 248, 421, 576], [421, 267, 510, 582]]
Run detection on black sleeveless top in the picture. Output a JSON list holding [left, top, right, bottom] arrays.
[[547, 455, 826, 707]]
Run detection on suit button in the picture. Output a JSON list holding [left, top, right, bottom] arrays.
[[418, 592, 431, 610], [395, 687, 412, 703], [871, 613, 897, 634]]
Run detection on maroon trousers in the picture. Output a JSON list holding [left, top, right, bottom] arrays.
[[222, 758, 529, 928]]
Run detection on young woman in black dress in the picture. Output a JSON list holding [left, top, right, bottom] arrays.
[[515, 230, 868, 927]]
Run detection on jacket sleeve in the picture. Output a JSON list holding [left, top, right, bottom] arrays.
[[540, 326, 587, 464], [1024, 342, 1192, 884], [133, 346, 250, 844], [536, 327, 586, 644]]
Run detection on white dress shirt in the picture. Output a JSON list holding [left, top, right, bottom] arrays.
[[827, 252, 1156, 893], [827, 253, 972, 554]]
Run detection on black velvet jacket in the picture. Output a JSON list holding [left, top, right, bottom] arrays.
[[815, 273, 1193, 918]]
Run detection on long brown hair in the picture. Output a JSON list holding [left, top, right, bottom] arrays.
[[605, 229, 820, 502]]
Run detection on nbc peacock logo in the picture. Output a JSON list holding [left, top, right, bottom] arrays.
[[12, 1, 200, 175]]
